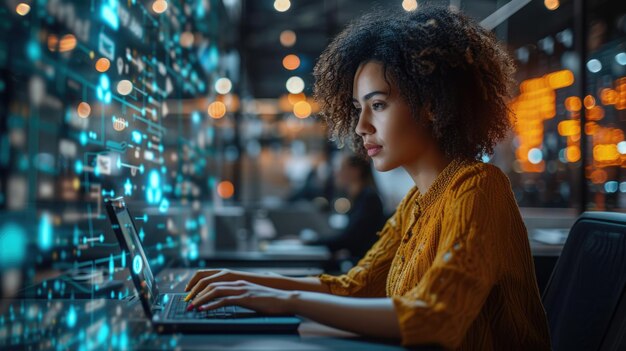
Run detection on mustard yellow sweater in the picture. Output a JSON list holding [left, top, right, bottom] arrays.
[[318, 159, 552, 350]]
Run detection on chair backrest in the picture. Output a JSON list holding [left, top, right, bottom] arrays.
[[542, 211, 626, 351]]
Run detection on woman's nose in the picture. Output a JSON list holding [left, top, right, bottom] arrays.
[[355, 111, 374, 137]]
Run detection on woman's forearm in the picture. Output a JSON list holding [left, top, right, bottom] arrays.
[[241, 273, 331, 294], [286, 291, 403, 339]]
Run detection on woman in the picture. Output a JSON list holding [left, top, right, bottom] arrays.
[[184, 6, 552, 350], [308, 153, 385, 260]]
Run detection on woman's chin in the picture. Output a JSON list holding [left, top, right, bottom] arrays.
[[371, 158, 395, 172]]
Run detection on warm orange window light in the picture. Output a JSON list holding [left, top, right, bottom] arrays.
[[557, 120, 580, 136], [95, 58, 110, 72], [594, 144, 620, 162], [217, 181, 234, 199], [208, 101, 226, 119], [587, 106, 605, 121], [566, 146, 581, 162], [546, 69, 574, 89], [287, 93, 305, 105], [282, 54, 300, 70], [293, 101, 311, 118], [600, 88, 618, 105], [584, 95, 596, 109], [565, 96, 582, 111]]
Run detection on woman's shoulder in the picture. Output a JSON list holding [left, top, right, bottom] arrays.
[[448, 161, 512, 197]]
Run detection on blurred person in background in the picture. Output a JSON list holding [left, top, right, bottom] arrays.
[[305, 153, 385, 263]]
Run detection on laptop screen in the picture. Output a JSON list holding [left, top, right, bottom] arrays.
[[105, 198, 159, 313]]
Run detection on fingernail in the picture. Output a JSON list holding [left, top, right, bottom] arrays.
[[186, 304, 194, 312], [184, 294, 191, 302]]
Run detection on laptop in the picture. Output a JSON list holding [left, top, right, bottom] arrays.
[[104, 197, 301, 333]]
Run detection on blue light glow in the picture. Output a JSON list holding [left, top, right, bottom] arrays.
[[0, 223, 27, 268], [528, 148, 543, 165], [124, 178, 132, 195], [67, 305, 77, 328], [132, 254, 143, 274], [38, 213, 53, 251], [101, 0, 119, 30], [131, 130, 142, 144]]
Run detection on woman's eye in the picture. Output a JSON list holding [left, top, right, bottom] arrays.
[[372, 102, 385, 110]]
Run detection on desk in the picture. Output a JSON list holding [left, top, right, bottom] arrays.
[[0, 298, 439, 350]]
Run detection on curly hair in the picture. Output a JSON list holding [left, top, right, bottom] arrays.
[[312, 5, 516, 160]]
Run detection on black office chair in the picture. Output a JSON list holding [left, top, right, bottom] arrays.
[[542, 211, 626, 351]]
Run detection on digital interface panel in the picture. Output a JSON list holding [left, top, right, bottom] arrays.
[[0, 0, 235, 348]]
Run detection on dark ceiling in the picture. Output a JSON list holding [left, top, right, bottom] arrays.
[[237, 0, 618, 100]]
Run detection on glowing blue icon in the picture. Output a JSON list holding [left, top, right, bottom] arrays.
[[38, 213, 52, 251], [191, 111, 201, 124], [74, 160, 83, 174], [101, 0, 119, 30], [26, 40, 41, 61], [109, 254, 114, 276], [67, 305, 77, 328], [139, 227, 145, 242], [131, 130, 142, 144], [124, 178, 132, 195], [146, 170, 162, 204], [158, 198, 169, 213], [97, 74, 112, 103], [0, 223, 27, 268], [132, 254, 143, 274]]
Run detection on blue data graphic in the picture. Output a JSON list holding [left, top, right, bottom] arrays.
[[0, 1, 238, 349]]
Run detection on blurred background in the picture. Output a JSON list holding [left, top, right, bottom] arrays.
[[0, 0, 626, 345]]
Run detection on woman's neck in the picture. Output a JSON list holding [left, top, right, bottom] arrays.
[[403, 151, 453, 194]]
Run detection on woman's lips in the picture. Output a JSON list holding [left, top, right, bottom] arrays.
[[365, 144, 382, 157]]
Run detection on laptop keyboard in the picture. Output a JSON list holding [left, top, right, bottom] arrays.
[[167, 294, 259, 320]]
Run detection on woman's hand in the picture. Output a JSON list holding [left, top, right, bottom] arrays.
[[184, 268, 258, 301], [187, 280, 299, 315]]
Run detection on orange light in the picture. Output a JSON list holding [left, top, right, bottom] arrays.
[[590, 169, 607, 184], [16, 3, 30, 16], [600, 88, 618, 105], [280, 30, 296, 47], [152, 0, 168, 14], [58, 34, 77, 52], [566, 146, 581, 162], [546, 70, 573, 89], [557, 120, 580, 136], [544, 0, 560, 11], [47, 35, 58, 52], [585, 122, 598, 135], [593, 144, 620, 162], [287, 93, 306, 105], [584, 95, 596, 109], [77, 102, 91, 118], [282, 54, 300, 70], [95, 58, 110, 72], [208, 101, 226, 119], [293, 101, 311, 118], [565, 96, 582, 112], [217, 181, 234, 199], [587, 106, 605, 121]]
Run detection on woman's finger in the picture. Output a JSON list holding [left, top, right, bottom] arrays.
[[198, 294, 251, 311], [190, 286, 247, 309], [184, 269, 222, 291], [185, 275, 221, 301]]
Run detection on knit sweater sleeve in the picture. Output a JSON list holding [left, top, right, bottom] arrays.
[[316, 187, 416, 297], [392, 170, 507, 349]]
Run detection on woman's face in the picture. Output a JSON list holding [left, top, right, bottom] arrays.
[[352, 61, 433, 172]]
